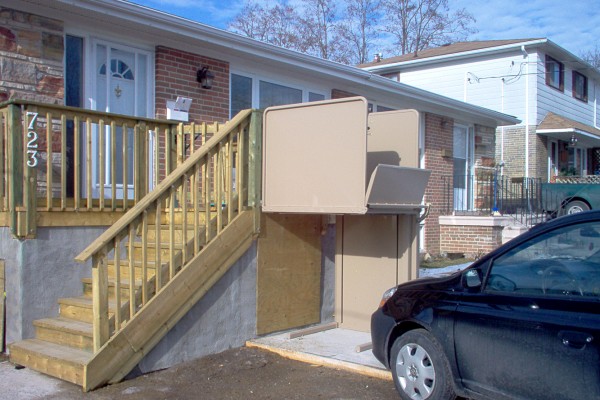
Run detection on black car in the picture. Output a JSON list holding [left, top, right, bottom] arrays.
[[371, 210, 600, 400]]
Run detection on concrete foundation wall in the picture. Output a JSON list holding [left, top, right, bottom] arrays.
[[0, 226, 104, 344], [137, 242, 258, 373]]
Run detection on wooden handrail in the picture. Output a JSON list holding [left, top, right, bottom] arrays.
[[0, 100, 229, 238], [74, 109, 253, 263], [71, 108, 259, 353]]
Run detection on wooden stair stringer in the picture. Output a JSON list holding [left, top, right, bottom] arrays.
[[83, 209, 256, 391]]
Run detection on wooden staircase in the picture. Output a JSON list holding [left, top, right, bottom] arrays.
[[8, 109, 262, 391]]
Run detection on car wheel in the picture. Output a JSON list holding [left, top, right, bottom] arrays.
[[390, 329, 455, 400], [563, 200, 590, 215]]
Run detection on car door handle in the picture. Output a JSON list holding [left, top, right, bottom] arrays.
[[559, 330, 594, 349]]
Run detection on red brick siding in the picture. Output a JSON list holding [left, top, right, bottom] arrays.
[[440, 224, 503, 258], [423, 114, 454, 255], [155, 46, 229, 122], [154, 46, 230, 179]]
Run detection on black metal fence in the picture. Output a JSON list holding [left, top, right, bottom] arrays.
[[442, 174, 547, 227]]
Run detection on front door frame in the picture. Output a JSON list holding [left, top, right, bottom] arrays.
[[85, 37, 154, 199]]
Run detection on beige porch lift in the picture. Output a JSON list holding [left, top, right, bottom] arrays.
[[262, 97, 430, 332]]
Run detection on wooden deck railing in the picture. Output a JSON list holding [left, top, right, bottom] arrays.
[[0, 100, 223, 238], [74, 109, 261, 353]]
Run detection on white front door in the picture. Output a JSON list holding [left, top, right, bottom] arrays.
[[90, 40, 152, 199]]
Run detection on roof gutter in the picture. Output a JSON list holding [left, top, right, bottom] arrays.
[[21, 0, 520, 126], [362, 39, 550, 74]]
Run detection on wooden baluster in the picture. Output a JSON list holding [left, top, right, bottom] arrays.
[[86, 118, 92, 210], [113, 235, 122, 331], [141, 210, 148, 305], [111, 122, 117, 210], [92, 250, 109, 352], [74, 115, 81, 210], [169, 186, 176, 280], [122, 123, 129, 210], [98, 119, 105, 210], [60, 114, 67, 211], [154, 200, 162, 292], [0, 110, 5, 211], [128, 223, 136, 320], [193, 163, 200, 256], [227, 132, 234, 222], [46, 112, 53, 210], [216, 142, 223, 234], [204, 153, 212, 244]]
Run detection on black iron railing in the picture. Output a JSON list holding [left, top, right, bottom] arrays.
[[442, 174, 547, 227]]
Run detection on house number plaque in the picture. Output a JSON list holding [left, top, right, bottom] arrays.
[[26, 112, 39, 168]]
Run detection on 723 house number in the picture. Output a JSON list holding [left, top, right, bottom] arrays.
[[26, 111, 39, 168]]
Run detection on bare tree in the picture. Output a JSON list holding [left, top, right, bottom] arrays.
[[580, 43, 600, 71], [228, 0, 476, 64], [298, 0, 338, 60], [229, 2, 301, 50], [382, 0, 476, 55], [336, 0, 382, 64], [228, 2, 271, 42]]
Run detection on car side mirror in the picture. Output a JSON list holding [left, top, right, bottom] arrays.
[[463, 269, 482, 288]]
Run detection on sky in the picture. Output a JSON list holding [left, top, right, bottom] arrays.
[[128, 0, 600, 58]]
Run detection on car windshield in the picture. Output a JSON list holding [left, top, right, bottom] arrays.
[[485, 220, 600, 298]]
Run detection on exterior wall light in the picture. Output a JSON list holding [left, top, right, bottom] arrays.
[[197, 66, 214, 89], [570, 133, 578, 147]]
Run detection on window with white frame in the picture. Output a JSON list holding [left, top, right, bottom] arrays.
[[230, 73, 327, 117], [259, 81, 302, 109]]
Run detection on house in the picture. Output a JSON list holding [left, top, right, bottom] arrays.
[[361, 39, 600, 195], [361, 38, 600, 254], [0, 0, 517, 390]]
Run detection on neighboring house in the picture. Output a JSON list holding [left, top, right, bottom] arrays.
[[361, 38, 600, 188], [361, 39, 600, 254], [0, 0, 517, 390]]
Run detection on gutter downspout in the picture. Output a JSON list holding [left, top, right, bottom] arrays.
[[595, 80, 598, 129], [501, 78, 505, 176], [522, 46, 529, 180]]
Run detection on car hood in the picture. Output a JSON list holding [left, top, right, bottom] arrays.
[[383, 272, 464, 320]]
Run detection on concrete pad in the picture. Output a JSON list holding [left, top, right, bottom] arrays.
[[247, 327, 392, 381]]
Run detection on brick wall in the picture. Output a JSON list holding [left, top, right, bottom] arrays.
[[154, 46, 230, 179], [440, 223, 503, 258], [0, 7, 64, 104], [495, 125, 547, 180], [155, 46, 229, 122], [423, 113, 454, 255]]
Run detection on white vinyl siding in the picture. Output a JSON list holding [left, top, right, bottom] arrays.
[[397, 49, 598, 130], [536, 52, 597, 126], [398, 51, 535, 122]]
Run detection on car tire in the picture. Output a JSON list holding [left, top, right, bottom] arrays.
[[390, 329, 455, 400], [563, 200, 590, 215]]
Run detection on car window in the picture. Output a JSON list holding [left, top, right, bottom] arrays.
[[485, 221, 600, 298]]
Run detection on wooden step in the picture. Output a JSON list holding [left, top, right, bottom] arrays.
[[8, 339, 92, 386], [82, 276, 143, 298], [129, 241, 185, 261], [33, 317, 93, 352], [106, 259, 166, 280], [145, 225, 198, 242], [58, 296, 116, 324]]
